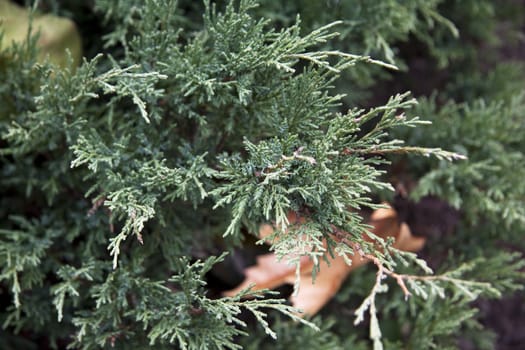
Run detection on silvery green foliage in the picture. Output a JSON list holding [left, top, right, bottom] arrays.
[[1, 0, 524, 349]]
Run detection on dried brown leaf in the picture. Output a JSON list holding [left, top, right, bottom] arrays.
[[223, 205, 427, 315]]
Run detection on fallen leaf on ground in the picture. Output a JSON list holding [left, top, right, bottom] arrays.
[[223, 205, 427, 315], [0, 0, 82, 68]]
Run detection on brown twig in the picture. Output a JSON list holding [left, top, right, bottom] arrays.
[[349, 241, 412, 298]]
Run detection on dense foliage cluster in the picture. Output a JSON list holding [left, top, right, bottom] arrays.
[[1, 0, 524, 349]]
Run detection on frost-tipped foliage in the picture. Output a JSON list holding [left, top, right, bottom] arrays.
[[1, 0, 524, 349]]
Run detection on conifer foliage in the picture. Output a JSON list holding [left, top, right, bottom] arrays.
[[1, 0, 524, 349]]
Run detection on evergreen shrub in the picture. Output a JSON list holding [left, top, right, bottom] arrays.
[[1, 0, 524, 349]]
